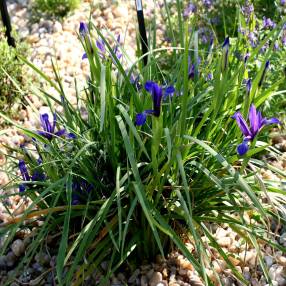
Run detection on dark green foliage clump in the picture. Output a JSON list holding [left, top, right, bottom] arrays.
[[0, 31, 28, 113], [32, 0, 80, 18]]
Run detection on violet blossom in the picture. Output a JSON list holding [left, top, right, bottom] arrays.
[[18, 159, 45, 192], [232, 104, 280, 155], [135, 81, 175, 126], [262, 17, 276, 29], [38, 113, 75, 141], [222, 37, 230, 71], [183, 2, 197, 17]]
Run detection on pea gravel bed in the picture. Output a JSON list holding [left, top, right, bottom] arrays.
[[1, 1, 286, 285]]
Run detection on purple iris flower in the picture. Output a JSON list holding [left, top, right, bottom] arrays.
[[207, 73, 213, 81], [258, 60, 270, 87], [130, 73, 142, 91], [246, 79, 251, 94], [38, 113, 76, 141], [222, 37, 230, 71], [244, 52, 250, 64], [183, 2, 197, 17], [282, 36, 286, 47], [79, 22, 89, 37], [18, 159, 45, 192], [94, 35, 122, 63], [242, 1, 254, 22], [202, 0, 213, 8], [71, 179, 93, 205], [232, 104, 281, 155], [188, 63, 195, 79], [79, 22, 93, 60], [38, 113, 66, 140], [281, 0, 286, 6], [263, 17, 276, 29], [135, 81, 175, 126], [248, 32, 257, 48], [274, 41, 280, 51]]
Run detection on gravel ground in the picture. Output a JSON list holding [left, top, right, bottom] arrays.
[[1, 1, 286, 285]]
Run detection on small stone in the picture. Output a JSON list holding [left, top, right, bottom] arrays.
[[156, 281, 168, 286], [53, 21, 63, 33], [35, 252, 50, 266], [179, 268, 188, 276], [146, 269, 154, 280], [251, 278, 260, 286], [189, 276, 204, 286], [264, 255, 274, 268], [11, 239, 25, 257], [269, 264, 285, 280], [243, 268, 251, 281], [276, 276, 286, 286], [228, 255, 240, 266], [277, 255, 286, 266], [149, 272, 163, 286], [140, 275, 148, 286], [212, 260, 226, 273], [6, 252, 17, 267], [215, 227, 228, 238], [128, 269, 140, 284], [117, 273, 126, 282], [217, 237, 232, 248], [221, 277, 233, 286], [239, 249, 257, 265], [279, 233, 286, 245], [0, 256, 6, 269]]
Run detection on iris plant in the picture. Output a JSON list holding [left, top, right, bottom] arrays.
[[232, 104, 280, 155], [38, 113, 75, 140], [96, 35, 122, 62], [18, 159, 45, 192], [135, 81, 175, 126]]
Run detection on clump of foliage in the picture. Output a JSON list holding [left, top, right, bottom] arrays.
[[1, 2, 286, 286], [32, 0, 80, 18], [0, 30, 28, 113]]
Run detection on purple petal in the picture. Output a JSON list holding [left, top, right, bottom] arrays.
[[52, 113, 57, 134], [82, 53, 88, 60], [222, 36, 230, 49], [37, 130, 52, 140], [145, 81, 155, 93], [258, 60, 270, 87], [232, 112, 251, 137], [31, 170, 45, 181], [135, 112, 147, 126], [55, 129, 66, 137], [19, 160, 30, 181], [19, 184, 26, 192], [262, 117, 281, 126], [79, 22, 89, 36], [188, 64, 195, 79], [163, 86, 175, 101], [237, 141, 249, 156], [246, 79, 251, 94], [257, 111, 264, 129], [40, 113, 51, 133], [165, 86, 175, 95], [116, 34, 121, 44], [96, 38, 106, 55], [67, 133, 77, 139], [248, 104, 259, 136], [151, 83, 163, 112]]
